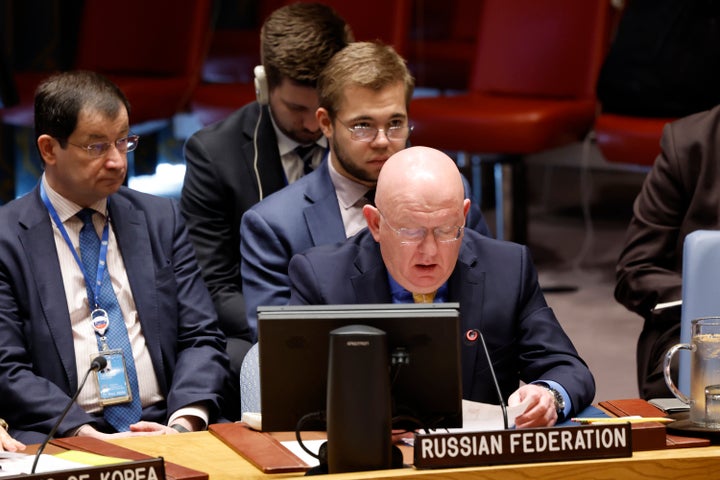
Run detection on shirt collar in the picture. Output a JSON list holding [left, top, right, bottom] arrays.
[[269, 110, 327, 156], [387, 272, 448, 304], [327, 152, 373, 210], [41, 174, 108, 222]]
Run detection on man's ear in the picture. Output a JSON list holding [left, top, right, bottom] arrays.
[[364, 205, 381, 241], [317, 108, 333, 138], [37, 134, 57, 166]]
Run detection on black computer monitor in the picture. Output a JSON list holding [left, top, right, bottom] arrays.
[[257, 303, 463, 432]]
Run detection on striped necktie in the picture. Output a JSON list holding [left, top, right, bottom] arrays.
[[295, 144, 317, 175]]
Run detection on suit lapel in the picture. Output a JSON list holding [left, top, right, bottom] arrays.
[[452, 241, 485, 396], [107, 195, 164, 381], [303, 164, 347, 246], [351, 233, 392, 303], [18, 188, 79, 389]]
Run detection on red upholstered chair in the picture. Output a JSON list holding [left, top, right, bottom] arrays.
[[190, 82, 258, 127], [190, 0, 412, 127], [313, 0, 411, 56], [189, 25, 262, 127], [408, 0, 481, 91], [75, 0, 213, 125], [0, 0, 214, 201], [409, 0, 613, 242], [594, 114, 673, 168], [190, 0, 284, 126]]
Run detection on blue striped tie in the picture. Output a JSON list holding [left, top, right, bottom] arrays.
[[77, 208, 142, 431]]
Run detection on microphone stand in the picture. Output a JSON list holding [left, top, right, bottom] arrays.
[[31, 356, 107, 474], [477, 331, 508, 429]]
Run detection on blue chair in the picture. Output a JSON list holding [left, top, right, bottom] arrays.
[[240, 343, 261, 414], [680, 230, 720, 395]]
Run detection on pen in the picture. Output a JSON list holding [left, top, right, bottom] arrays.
[[571, 416, 674, 424], [652, 300, 682, 312]]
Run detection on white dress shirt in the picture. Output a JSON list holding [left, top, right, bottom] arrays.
[[327, 154, 374, 237], [271, 113, 326, 184], [42, 175, 206, 427]]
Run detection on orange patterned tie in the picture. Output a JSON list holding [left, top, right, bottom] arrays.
[[412, 291, 437, 303]]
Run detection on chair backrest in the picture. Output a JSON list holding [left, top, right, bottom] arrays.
[[75, 0, 213, 77], [680, 230, 720, 395], [240, 343, 261, 414], [470, 0, 612, 99], [298, 0, 411, 56]]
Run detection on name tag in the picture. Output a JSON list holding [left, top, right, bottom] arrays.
[[94, 350, 133, 405]]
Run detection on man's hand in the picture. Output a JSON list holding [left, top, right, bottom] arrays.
[[76, 422, 171, 438], [75, 415, 205, 438], [0, 424, 26, 452], [508, 384, 558, 428]]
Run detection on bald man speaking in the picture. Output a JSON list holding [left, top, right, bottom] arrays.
[[288, 146, 595, 427]]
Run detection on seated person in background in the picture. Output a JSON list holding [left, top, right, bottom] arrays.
[[0, 71, 230, 444], [288, 146, 595, 427], [240, 42, 490, 339], [180, 3, 353, 389], [615, 105, 720, 399], [0, 419, 25, 452]]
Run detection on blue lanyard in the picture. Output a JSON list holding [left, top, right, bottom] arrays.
[[40, 183, 111, 310]]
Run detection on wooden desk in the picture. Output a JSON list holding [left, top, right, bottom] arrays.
[[109, 431, 720, 480]]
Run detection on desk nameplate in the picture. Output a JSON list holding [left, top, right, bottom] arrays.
[[414, 423, 632, 469], [1, 457, 164, 480], [51, 437, 207, 480]]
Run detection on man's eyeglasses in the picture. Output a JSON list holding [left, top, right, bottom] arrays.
[[336, 118, 413, 143], [67, 134, 140, 158], [378, 210, 464, 245]]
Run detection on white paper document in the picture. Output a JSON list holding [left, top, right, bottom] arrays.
[[0, 452, 88, 477], [281, 439, 324, 467], [452, 398, 532, 432]]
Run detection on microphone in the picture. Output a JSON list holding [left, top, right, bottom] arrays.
[[474, 329, 508, 429], [31, 355, 107, 474]]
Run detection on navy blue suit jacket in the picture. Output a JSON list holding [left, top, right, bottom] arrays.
[[0, 185, 230, 442], [287, 228, 595, 416], [240, 160, 490, 339]]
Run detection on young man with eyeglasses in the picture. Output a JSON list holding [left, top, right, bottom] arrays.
[[0, 71, 230, 443], [288, 146, 596, 427], [240, 42, 489, 339]]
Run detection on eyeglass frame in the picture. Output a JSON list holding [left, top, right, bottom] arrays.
[[335, 117, 413, 143], [65, 133, 140, 158], [377, 210, 464, 245]]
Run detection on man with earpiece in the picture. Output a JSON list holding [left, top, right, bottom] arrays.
[[180, 3, 353, 419], [240, 41, 491, 341]]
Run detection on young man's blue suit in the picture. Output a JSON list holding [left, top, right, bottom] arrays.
[[240, 159, 491, 339]]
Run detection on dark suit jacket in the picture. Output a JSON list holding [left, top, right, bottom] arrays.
[[181, 102, 285, 349], [240, 160, 491, 339], [288, 229, 595, 416], [615, 104, 720, 397], [0, 185, 230, 443]]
